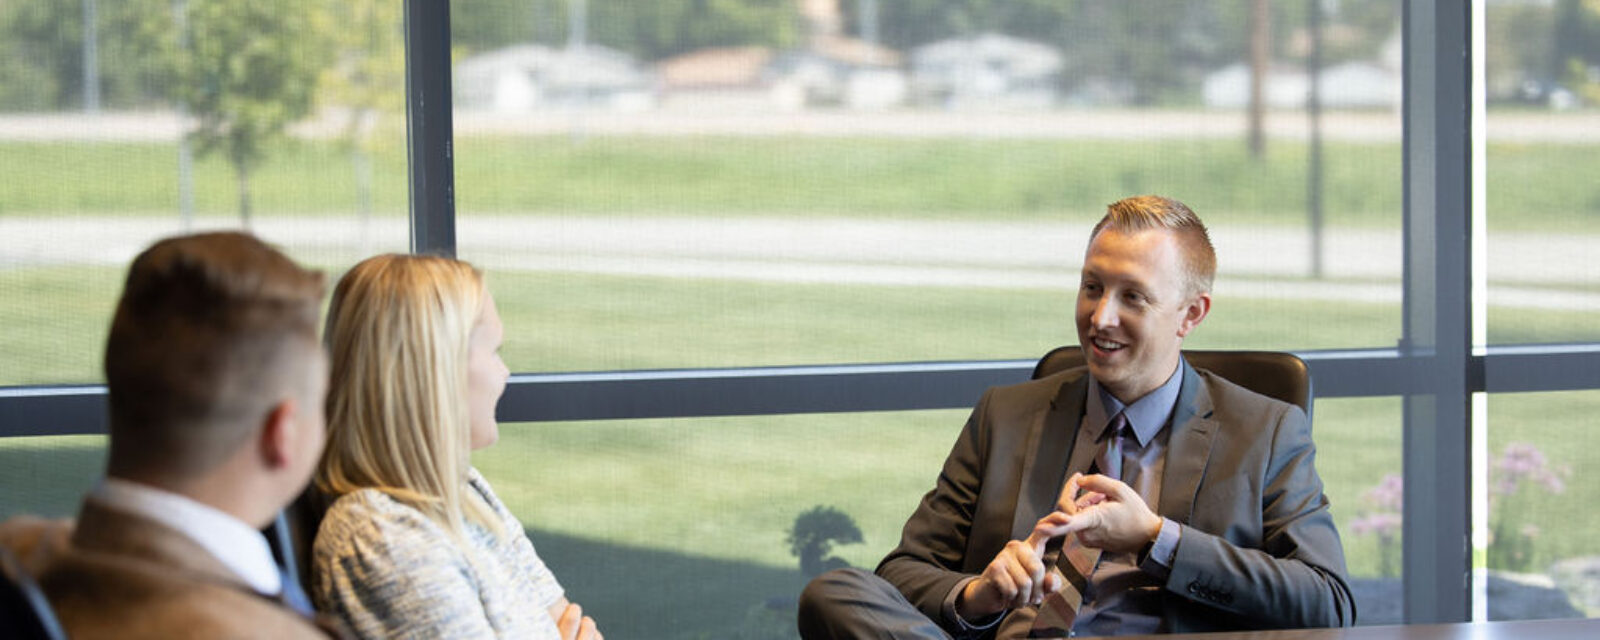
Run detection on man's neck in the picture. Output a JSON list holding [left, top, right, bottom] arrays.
[[107, 465, 274, 530]]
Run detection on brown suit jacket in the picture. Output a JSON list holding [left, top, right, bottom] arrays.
[[0, 498, 340, 639], [877, 361, 1355, 638]]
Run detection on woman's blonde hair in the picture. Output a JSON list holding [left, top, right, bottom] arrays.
[[317, 254, 501, 538]]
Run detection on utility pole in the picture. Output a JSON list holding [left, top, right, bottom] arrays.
[[82, 0, 100, 113], [173, 0, 193, 229], [1248, 0, 1270, 159], [858, 0, 879, 45], [1307, 0, 1326, 279]]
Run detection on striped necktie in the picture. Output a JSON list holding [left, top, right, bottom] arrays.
[[1029, 412, 1127, 637]]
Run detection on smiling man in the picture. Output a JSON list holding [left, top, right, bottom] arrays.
[[799, 196, 1354, 638]]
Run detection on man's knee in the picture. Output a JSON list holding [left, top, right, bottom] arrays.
[[800, 567, 876, 616], [799, 568, 880, 638]]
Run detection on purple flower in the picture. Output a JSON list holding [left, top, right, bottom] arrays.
[[1364, 473, 1404, 512], [1491, 442, 1570, 497]]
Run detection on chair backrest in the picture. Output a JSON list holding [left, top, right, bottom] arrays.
[[1031, 346, 1314, 422], [261, 488, 331, 604], [0, 545, 67, 640]]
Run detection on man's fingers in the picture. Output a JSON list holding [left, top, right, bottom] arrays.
[[1042, 571, 1063, 595], [1063, 507, 1102, 535], [1075, 473, 1138, 500], [1001, 553, 1035, 605], [1026, 512, 1073, 553], [1074, 491, 1107, 510], [1057, 473, 1085, 514]]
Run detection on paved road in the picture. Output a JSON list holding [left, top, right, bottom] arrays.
[[4, 215, 1597, 311]]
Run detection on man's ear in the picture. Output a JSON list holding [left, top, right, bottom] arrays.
[[1176, 291, 1212, 338], [259, 397, 298, 470]]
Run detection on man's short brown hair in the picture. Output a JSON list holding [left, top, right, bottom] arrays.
[[104, 232, 324, 480], [1090, 195, 1217, 297]]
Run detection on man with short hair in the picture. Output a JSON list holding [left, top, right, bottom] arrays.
[[0, 232, 338, 638], [800, 196, 1354, 638]]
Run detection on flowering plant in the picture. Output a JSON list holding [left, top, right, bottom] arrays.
[[1349, 473, 1403, 578], [1489, 442, 1570, 572]]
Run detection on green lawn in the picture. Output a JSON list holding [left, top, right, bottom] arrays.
[[2, 134, 1598, 231], [0, 265, 1395, 384], [12, 263, 1600, 386]]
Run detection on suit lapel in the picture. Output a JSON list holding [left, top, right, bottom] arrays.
[[1011, 371, 1092, 538], [1159, 361, 1217, 524]]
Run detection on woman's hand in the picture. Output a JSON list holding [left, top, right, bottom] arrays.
[[552, 599, 602, 640]]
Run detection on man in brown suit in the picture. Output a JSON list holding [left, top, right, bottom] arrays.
[[0, 232, 338, 638]]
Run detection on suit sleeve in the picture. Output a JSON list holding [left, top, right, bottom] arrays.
[[1163, 404, 1358, 628], [875, 388, 994, 637]]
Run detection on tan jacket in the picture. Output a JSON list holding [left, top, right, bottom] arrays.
[[0, 498, 342, 639]]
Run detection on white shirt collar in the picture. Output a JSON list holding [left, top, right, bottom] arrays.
[[92, 478, 282, 596]]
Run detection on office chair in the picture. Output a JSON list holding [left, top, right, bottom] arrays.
[[1031, 346, 1313, 423], [0, 545, 66, 640], [261, 488, 331, 603]]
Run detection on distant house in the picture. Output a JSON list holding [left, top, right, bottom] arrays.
[[654, 46, 778, 112], [910, 33, 1063, 109], [1202, 61, 1399, 109], [657, 39, 907, 112], [771, 35, 906, 110], [455, 44, 655, 113]]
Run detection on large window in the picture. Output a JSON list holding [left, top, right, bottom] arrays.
[[0, 0, 407, 522], [1480, 0, 1600, 622], [3, 0, 1597, 635], [451, 0, 1405, 375]]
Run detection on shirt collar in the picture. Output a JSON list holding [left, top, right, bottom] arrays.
[[92, 478, 282, 596], [1086, 359, 1185, 448]]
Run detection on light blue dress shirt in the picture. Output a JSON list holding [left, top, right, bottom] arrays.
[[1071, 363, 1185, 636]]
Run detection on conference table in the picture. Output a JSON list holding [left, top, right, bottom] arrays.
[[1105, 618, 1598, 639]]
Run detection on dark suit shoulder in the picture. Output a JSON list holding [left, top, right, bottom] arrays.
[[981, 366, 1087, 414], [1191, 366, 1304, 424]]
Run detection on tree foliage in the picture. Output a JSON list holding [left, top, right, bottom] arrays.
[[787, 505, 863, 579], [176, 0, 332, 222], [317, 0, 405, 219], [452, 0, 798, 60], [0, 0, 174, 111]]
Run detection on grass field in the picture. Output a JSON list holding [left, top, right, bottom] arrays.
[[8, 262, 1600, 386], [0, 134, 1598, 231]]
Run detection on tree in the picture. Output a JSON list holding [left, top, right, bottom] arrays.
[[787, 505, 863, 579], [1560, 0, 1600, 105], [318, 0, 405, 237], [175, 0, 331, 224], [0, 0, 174, 111]]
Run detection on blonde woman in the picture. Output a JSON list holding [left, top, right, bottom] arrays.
[[311, 254, 600, 640]]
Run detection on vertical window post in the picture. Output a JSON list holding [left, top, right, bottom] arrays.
[[404, 0, 456, 257], [1401, 0, 1473, 624]]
